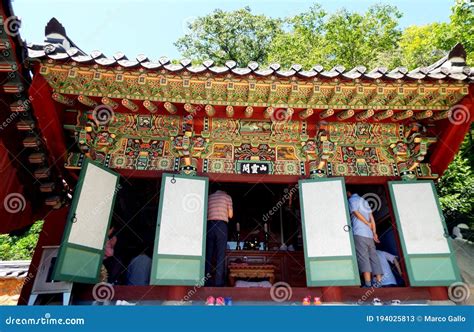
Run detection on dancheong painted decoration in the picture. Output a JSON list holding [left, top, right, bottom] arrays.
[[20, 18, 471, 183], [0, 0, 473, 305]]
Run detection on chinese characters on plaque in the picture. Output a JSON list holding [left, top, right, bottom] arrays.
[[239, 162, 270, 174]]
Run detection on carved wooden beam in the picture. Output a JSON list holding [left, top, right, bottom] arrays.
[[337, 109, 354, 120], [414, 110, 433, 120], [122, 99, 138, 112], [264, 107, 274, 119], [226, 105, 234, 118], [205, 105, 216, 117], [78, 95, 97, 107], [356, 109, 374, 121], [432, 110, 451, 120], [52, 92, 74, 106], [392, 110, 414, 121], [164, 102, 177, 114], [319, 109, 334, 119], [299, 108, 313, 120], [184, 103, 195, 114], [245, 106, 253, 118], [101, 97, 118, 109], [373, 109, 393, 121], [143, 100, 157, 113]]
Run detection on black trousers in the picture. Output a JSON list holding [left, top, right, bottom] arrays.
[[205, 220, 228, 287]]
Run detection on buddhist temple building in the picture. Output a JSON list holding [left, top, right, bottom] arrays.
[[1, 0, 473, 304]]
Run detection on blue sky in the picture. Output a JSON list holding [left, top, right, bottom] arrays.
[[13, 0, 454, 60]]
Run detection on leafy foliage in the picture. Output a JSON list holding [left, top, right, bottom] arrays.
[[270, 4, 403, 69], [436, 151, 474, 229], [175, 7, 282, 66], [0, 220, 43, 260]]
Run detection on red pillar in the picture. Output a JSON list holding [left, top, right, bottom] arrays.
[[428, 287, 449, 301], [167, 286, 188, 301], [430, 88, 473, 176], [321, 286, 342, 302]]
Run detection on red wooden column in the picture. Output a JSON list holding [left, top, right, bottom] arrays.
[[29, 68, 68, 175], [321, 286, 342, 302], [430, 87, 473, 176], [428, 287, 449, 301]]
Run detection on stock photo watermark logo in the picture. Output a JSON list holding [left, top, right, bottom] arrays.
[[270, 108, 293, 124], [3, 193, 26, 214], [92, 282, 115, 303], [270, 281, 293, 302], [92, 104, 115, 126], [182, 193, 203, 213], [179, 272, 211, 304], [263, 184, 298, 222], [2, 16, 21, 37], [448, 281, 471, 303], [448, 104, 470, 126], [0, 112, 19, 132], [359, 193, 382, 214]]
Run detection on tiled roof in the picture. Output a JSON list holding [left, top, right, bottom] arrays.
[[27, 18, 473, 83], [0, 260, 30, 279]]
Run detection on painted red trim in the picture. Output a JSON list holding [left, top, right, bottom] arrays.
[[114, 168, 398, 185], [71, 285, 433, 303], [29, 67, 69, 177], [430, 87, 473, 176]]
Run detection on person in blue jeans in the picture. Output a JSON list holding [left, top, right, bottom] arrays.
[[347, 191, 383, 287], [205, 190, 233, 287]]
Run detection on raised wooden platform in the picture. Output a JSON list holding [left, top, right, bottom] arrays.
[[72, 285, 443, 304]]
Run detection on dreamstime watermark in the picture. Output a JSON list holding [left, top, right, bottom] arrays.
[[92, 104, 115, 126], [270, 108, 293, 124], [358, 193, 382, 214], [448, 104, 470, 125], [14, 272, 34, 295], [3, 16, 21, 37], [0, 112, 19, 132], [262, 184, 298, 222], [448, 281, 471, 303], [182, 192, 203, 213], [178, 272, 211, 304], [270, 281, 293, 302], [92, 184, 122, 217], [4, 313, 84, 326], [3, 193, 26, 214], [92, 282, 115, 303]]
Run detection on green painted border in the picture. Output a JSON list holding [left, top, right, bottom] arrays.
[[298, 177, 360, 287], [53, 158, 120, 284], [388, 180, 461, 286], [150, 173, 209, 286]]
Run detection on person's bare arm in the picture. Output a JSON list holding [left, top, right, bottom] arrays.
[[370, 212, 380, 243], [228, 197, 233, 219], [352, 211, 371, 226]]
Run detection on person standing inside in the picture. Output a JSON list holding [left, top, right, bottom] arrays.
[[205, 189, 233, 287], [347, 191, 383, 287]]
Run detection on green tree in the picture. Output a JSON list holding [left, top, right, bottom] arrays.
[[436, 153, 474, 229], [175, 7, 282, 66], [0, 220, 43, 260], [380, 0, 474, 69], [268, 4, 402, 69]]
